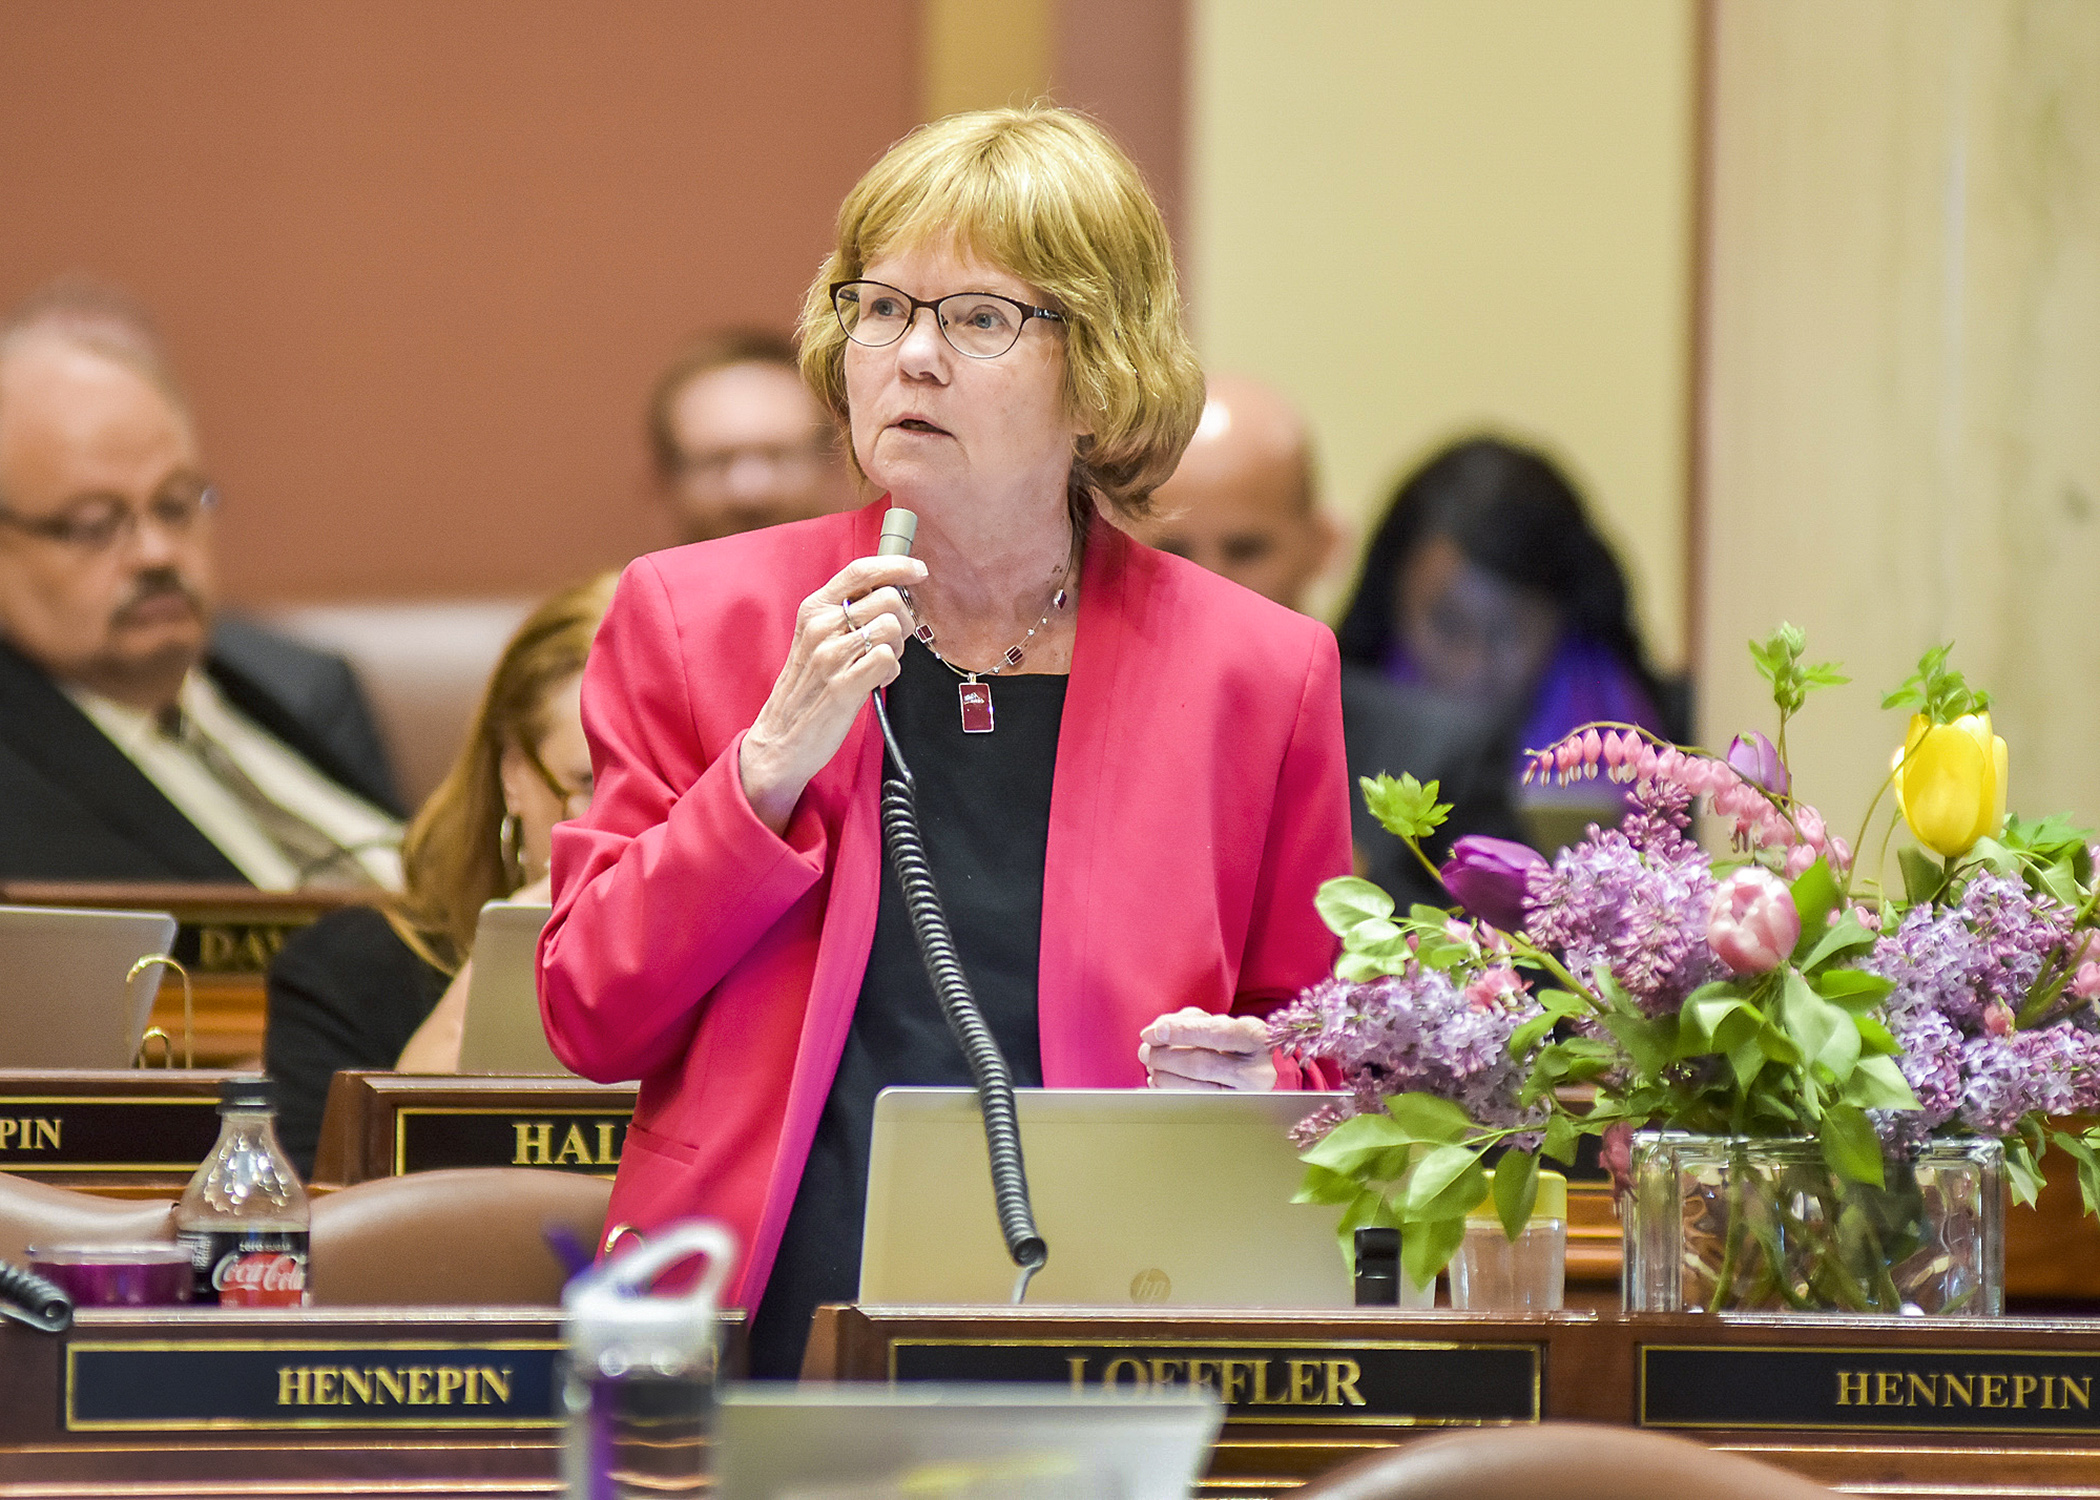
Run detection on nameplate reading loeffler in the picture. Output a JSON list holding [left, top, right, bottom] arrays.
[[891, 1338, 1540, 1426], [65, 1338, 563, 1431], [392, 1106, 629, 1175], [1640, 1345, 2100, 1434], [0, 1095, 220, 1173]]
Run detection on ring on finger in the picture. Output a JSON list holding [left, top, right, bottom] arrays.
[[840, 599, 856, 631], [854, 624, 874, 657]]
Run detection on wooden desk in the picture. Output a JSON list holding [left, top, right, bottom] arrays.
[[810, 1305, 2100, 1498], [0, 882, 357, 1069], [0, 1070, 240, 1196], [313, 1071, 635, 1186]]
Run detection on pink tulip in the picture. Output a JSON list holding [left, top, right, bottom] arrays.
[[1707, 867, 1802, 975]]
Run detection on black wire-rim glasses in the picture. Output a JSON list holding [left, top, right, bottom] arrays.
[[0, 475, 218, 553], [831, 280, 1064, 360]]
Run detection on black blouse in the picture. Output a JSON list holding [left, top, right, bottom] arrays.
[[747, 637, 1067, 1376]]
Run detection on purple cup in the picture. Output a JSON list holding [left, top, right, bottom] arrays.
[[26, 1244, 192, 1307]]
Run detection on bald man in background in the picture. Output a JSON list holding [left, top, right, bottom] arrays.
[[1133, 374, 1524, 907]]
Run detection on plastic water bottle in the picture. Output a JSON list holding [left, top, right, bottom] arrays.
[[174, 1076, 310, 1307]]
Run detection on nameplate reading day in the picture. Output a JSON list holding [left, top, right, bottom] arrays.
[[1640, 1345, 2100, 1435], [393, 1106, 629, 1175], [890, 1338, 1540, 1426], [0, 1095, 220, 1173], [64, 1338, 563, 1432]]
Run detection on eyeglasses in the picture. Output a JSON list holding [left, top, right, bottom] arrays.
[[0, 475, 218, 554], [522, 740, 593, 819], [831, 280, 1064, 360], [674, 438, 829, 486]]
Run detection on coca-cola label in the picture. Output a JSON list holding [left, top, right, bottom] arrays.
[[180, 1229, 309, 1307]]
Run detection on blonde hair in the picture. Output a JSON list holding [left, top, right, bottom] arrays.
[[387, 572, 617, 970], [798, 106, 1203, 522]]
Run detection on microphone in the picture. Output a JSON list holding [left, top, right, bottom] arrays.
[[878, 507, 918, 559]]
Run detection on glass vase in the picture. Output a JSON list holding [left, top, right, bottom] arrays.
[[1623, 1131, 2003, 1315]]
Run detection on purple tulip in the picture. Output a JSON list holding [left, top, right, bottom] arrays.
[[1706, 867, 1801, 975], [1439, 835, 1549, 933], [1726, 731, 1790, 797]]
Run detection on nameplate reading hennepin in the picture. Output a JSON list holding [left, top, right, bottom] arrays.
[[1641, 1345, 2100, 1434], [0, 1096, 220, 1172], [393, 1107, 628, 1175], [890, 1339, 1539, 1425], [65, 1340, 562, 1431]]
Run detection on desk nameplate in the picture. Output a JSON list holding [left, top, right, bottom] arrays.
[[392, 1105, 628, 1176], [0, 1094, 220, 1173], [890, 1336, 1540, 1427], [64, 1337, 563, 1432], [1640, 1343, 2100, 1435]]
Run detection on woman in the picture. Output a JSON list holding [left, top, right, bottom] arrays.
[[540, 108, 1351, 1374], [1335, 436, 1674, 772], [264, 573, 614, 1176]]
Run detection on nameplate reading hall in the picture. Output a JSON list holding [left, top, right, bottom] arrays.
[[393, 1106, 628, 1175], [65, 1338, 562, 1432], [1640, 1344, 2100, 1435], [891, 1338, 1540, 1426], [0, 1094, 220, 1173]]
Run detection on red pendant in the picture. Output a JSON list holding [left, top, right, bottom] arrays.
[[958, 679, 994, 734]]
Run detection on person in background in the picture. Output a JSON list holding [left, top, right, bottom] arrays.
[[645, 329, 858, 544], [0, 280, 403, 886], [1132, 376, 1524, 906], [1335, 436, 1676, 792], [542, 107, 1350, 1376], [264, 573, 614, 1177]]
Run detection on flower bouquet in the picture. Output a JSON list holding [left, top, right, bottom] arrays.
[[1272, 627, 2100, 1312]]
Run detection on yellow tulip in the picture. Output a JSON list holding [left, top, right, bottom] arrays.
[[1891, 712, 2008, 859]]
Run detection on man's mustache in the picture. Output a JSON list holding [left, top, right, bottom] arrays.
[[111, 570, 206, 626]]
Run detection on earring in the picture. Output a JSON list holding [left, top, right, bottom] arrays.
[[500, 812, 525, 890]]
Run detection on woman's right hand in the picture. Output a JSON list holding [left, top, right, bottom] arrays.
[[738, 554, 925, 835]]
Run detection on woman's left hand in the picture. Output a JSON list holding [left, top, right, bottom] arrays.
[[1138, 1007, 1277, 1091]]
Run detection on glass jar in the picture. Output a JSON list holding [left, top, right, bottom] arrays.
[[1448, 1170, 1566, 1312], [1622, 1132, 2003, 1315]]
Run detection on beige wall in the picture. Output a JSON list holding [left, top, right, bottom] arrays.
[[1699, 1, 2100, 850], [1189, 0, 1699, 665]]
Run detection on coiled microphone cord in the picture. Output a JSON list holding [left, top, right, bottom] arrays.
[[871, 689, 1048, 1303], [0, 1260, 73, 1333]]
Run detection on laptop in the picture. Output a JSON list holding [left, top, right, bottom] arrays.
[[860, 1088, 1353, 1309], [715, 1383, 1222, 1500], [455, 900, 567, 1074], [0, 905, 178, 1068]]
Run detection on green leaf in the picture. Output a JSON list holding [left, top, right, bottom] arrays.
[[1853, 1014, 1901, 1056], [1799, 911, 1881, 974], [1789, 858, 1842, 959], [1342, 918, 1403, 952], [2005, 1137, 2045, 1209], [1301, 1111, 1410, 1172], [2053, 1132, 2100, 1218], [1678, 990, 1751, 1057], [1726, 1024, 1769, 1090], [1292, 1163, 1362, 1206], [1899, 846, 1947, 905], [1383, 1092, 1474, 1145], [1779, 969, 1846, 1078], [1540, 1113, 1580, 1167], [1814, 968, 1896, 1007], [2036, 855, 2084, 911], [1315, 876, 1396, 937], [1536, 989, 1589, 1020], [1360, 773, 1454, 843], [1600, 1009, 1679, 1078], [1819, 1103, 1884, 1188], [1756, 1022, 1803, 1068], [1334, 952, 1388, 983], [1399, 1143, 1489, 1222], [1492, 1150, 1540, 1242], [1842, 1054, 1919, 1111], [1507, 1013, 1557, 1059], [1400, 1211, 1468, 1292], [1967, 837, 2020, 878]]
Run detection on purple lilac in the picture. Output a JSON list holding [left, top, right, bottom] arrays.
[[1871, 874, 2078, 1031], [1958, 1029, 2100, 1136], [1268, 970, 1543, 1133], [1522, 779, 1725, 1017]]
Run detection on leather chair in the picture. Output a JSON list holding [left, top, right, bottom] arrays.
[[1291, 1423, 1836, 1500], [0, 1172, 176, 1264], [1, 1166, 609, 1307], [310, 1167, 610, 1305]]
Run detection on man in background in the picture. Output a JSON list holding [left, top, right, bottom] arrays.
[[645, 329, 856, 544], [0, 282, 403, 887], [1133, 374, 1525, 907]]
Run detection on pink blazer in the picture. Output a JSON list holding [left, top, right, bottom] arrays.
[[540, 499, 1349, 1306]]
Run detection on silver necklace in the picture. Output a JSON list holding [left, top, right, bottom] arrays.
[[907, 565, 1072, 735]]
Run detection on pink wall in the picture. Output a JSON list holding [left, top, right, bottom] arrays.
[[0, 2, 917, 603]]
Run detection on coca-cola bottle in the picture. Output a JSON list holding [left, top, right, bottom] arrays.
[[175, 1076, 310, 1307]]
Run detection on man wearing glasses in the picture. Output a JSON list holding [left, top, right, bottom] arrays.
[[0, 285, 404, 887]]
